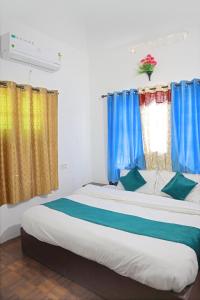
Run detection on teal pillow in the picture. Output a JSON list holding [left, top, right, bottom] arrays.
[[161, 172, 198, 200], [119, 168, 146, 192]]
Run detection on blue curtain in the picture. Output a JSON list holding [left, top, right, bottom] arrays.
[[171, 79, 200, 173], [107, 90, 145, 183]]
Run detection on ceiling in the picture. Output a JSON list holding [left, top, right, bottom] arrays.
[[0, 0, 199, 48]]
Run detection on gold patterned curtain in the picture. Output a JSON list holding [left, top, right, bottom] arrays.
[[0, 81, 58, 205], [139, 85, 171, 170]]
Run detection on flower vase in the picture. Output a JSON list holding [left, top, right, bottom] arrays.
[[146, 71, 153, 81]]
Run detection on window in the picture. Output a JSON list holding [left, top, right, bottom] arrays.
[[139, 89, 171, 170], [141, 101, 169, 154]]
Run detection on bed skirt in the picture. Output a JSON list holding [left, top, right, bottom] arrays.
[[21, 228, 200, 300]]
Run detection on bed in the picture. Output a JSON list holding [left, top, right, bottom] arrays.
[[21, 180, 200, 300]]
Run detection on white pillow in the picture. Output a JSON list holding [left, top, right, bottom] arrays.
[[104, 184, 119, 190], [155, 170, 175, 198], [118, 169, 157, 195], [155, 170, 200, 203]]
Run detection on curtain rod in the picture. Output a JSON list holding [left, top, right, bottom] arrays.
[[101, 79, 200, 99], [174, 79, 200, 86], [0, 81, 58, 94], [101, 85, 170, 99]]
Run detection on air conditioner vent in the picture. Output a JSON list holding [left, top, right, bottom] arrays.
[[0, 32, 61, 72]]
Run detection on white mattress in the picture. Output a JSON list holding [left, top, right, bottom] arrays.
[[22, 185, 200, 292]]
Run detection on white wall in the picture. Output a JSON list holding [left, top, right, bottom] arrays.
[[0, 21, 92, 243], [89, 28, 200, 183], [1, 16, 200, 244]]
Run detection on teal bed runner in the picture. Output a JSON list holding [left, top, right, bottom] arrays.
[[43, 198, 200, 262]]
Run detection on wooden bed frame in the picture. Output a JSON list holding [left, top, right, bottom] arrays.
[[21, 228, 200, 300]]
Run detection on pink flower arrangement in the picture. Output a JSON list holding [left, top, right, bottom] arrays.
[[140, 54, 157, 66], [138, 54, 157, 80]]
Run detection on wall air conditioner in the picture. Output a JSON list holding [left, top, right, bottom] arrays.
[[0, 32, 61, 72]]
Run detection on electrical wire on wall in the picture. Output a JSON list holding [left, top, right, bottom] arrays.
[[28, 69, 32, 84]]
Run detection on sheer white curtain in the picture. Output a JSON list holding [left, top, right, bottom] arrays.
[[139, 88, 171, 170]]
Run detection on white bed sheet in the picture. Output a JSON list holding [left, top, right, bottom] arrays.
[[22, 185, 200, 292]]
